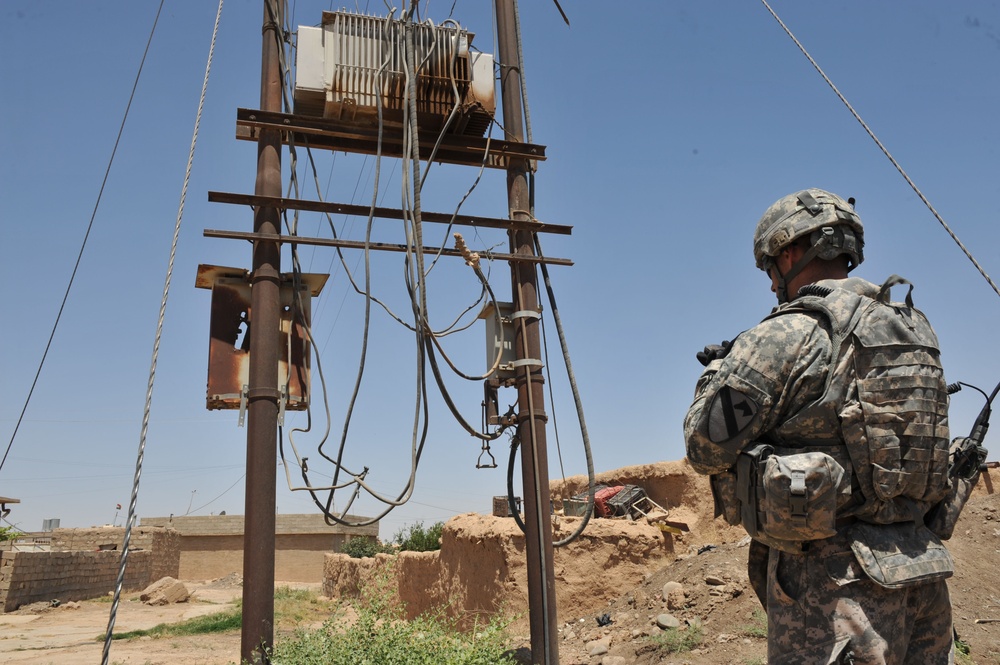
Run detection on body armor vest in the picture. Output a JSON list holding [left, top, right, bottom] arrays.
[[766, 275, 952, 525]]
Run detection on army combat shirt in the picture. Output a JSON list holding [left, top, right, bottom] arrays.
[[683, 277, 881, 475]]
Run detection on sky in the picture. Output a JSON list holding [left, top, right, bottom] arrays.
[[1, 1, 999, 542]]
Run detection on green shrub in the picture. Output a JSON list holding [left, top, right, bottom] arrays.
[[0, 525, 18, 543], [955, 638, 974, 665], [392, 521, 444, 552], [649, 624, 704, 654], [339, 537, 393, 559], [269, 564, 517, 665]]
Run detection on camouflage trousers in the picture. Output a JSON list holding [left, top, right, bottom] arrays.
[[766, 535, 954, 664]]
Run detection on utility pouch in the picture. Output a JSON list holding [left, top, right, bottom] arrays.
[[849, 521, 954, 589], [710, 471, 741, 526], [925, 475, 978, 540], [736, 443, 773, 538], [761, 452, 844, 542]]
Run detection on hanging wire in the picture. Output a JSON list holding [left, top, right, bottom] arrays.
[[511, 0, 596, 546], [264, 6, 516, 525], [0, 1, 166, 477], [101, 1, 224, 662], [760, 0, 1000, 300]]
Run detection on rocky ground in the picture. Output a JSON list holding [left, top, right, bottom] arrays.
[[545, 480, 1000, 665]]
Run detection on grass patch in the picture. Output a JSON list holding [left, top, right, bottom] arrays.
[[649, 624, 704, 654], [104, 585, 334, 641], [274, 586, 337, 626], [269, 564, 518, 665], [738, 608, 768, 639], [107, 607, 242, 640]]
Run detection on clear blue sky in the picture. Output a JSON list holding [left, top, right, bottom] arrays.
[[2, 1, 998, 540]]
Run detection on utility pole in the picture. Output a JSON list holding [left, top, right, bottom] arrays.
[[241, 0, 283, 662], [494, 2, 560, 663]]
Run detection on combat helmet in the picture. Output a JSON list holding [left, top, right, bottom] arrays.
[[754, 188, 864, 301]]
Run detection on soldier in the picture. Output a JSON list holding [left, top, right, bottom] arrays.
[[684, 189, 956, 664]]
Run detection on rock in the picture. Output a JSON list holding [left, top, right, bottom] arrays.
[[601, 656, 627, 665], [656, 613, 681, 629], [662, 581, 683, 598], [139, 577, 190, 606], [705, 574, 726, 586], [586, 637, 611, 656]]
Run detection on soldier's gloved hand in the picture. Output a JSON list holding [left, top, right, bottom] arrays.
[[696, 340, 732, 367]]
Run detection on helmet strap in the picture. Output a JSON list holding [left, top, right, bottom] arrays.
[[772, 229, 836, 303]]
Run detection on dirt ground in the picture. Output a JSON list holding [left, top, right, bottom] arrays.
[[0, 575, 255, 665], [2, 470, 998, 665]]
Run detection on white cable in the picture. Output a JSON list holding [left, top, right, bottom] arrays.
[[101, 1, 223, 663]]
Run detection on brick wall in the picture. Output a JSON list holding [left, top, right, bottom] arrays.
[[0, 550, 152, 612], [50, 526, 180, 580]]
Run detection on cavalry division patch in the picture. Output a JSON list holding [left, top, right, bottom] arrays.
[[707, 386, 758, 442]]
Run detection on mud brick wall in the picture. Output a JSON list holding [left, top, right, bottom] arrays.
[[140, 514, 377, 582], [0, 550, 152, 612], [50, 526, 180, 581]]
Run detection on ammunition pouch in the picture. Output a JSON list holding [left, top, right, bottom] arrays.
[[736, 443, 773, 538], [733, 444, 846, 548]]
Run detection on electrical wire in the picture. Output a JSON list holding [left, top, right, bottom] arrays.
[[0, 2, 165, 478], [101, 2, 223, 663], [265, 4, 437, 526], [760, 0, 1000, 300], [265, 6, 520, 526]]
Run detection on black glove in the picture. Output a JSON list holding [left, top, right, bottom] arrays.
[[696, 340, 732, 367]]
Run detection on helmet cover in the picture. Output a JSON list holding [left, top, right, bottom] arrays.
[[753, 189, 864, 271]]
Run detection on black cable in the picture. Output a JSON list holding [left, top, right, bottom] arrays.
[[1, 1, 166, 477]]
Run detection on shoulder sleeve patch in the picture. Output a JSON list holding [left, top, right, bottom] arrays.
[[707, 386, 759, 443]]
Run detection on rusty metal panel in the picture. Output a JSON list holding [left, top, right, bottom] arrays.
[[203, 274, 317, 411]]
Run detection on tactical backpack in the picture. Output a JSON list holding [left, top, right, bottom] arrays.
[[762, 275, 952, 527]]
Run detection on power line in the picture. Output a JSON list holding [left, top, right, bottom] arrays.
[[0, 2, 167, 477], [761, 0, 1000, 300]]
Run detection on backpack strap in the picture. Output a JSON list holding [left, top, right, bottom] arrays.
[[877, 274, 915, 307]]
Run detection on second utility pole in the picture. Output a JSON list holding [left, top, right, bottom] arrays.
[[495, 2, 560, 663], [241, 1, 283, 663]]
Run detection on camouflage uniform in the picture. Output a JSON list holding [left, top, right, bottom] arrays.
[[684, 276, 954, 665]]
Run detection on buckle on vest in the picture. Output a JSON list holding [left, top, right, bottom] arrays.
[[789, 468, 808, 518]]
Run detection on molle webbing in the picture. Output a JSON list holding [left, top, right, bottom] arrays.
[[771, 279, 951, 523]]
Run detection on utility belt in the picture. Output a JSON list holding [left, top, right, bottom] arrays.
[[712, 443, 954, 587]]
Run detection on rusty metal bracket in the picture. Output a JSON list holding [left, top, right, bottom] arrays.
[[208, 191, 572, 236], [235, 108, 546, 170], [203, 229, 573, 266], [278, 385, 288, 427], [238, 385, 249, 427]]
